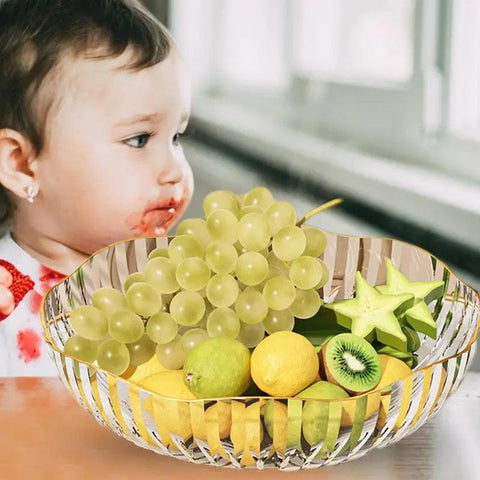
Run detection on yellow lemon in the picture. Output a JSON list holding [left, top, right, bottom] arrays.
[[139, 370, 197, 443], [125, 355, 169, 384], [251, 331, 319, 397]]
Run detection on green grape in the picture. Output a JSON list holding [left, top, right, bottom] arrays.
[[289, 256, 324, 290], [155, 334, 185, 370], [238, 205, 263, 219], [205, 240, 238, 274], [97, 339, 130, 375], [92, 287, 128, 316], [206, 273, 239, 308], [313, 259, 330, 289], [234, 286, 268, 324], [265, 201, 296, 235], [168, 235, 204, 262], [235, 251, 269, 286], [70, 305, 108, 341], [108, 309, 145, 343], [302, 226, 328, 257], [289, 288, 322, 319], [160, 293, 174, 312], [146, 311, 178, 344], [203, 190, 240, 216], [237, 213, 270, 251], [181, 328, 209, 352], [176, 218, 213, 248], [236, 321, 265, 348], [175, 257, 211, 291], [63, 334, 99, 363], [262, 276, 296, 310], [234, 241, 248, 256], [169, 291, 205, 326], [126, 282, 162, 317], [126, 334, 156, 366], [127, 335, 155, 367], [144, 257, 180, 294], [241, 187, 274, 211], [206, 307, 241, 338], [124, 272, 146, 293], [272, 226, 306, 261], [206, 209, 239, 243], [177, 315, 207, 334], [147, 247, 169, 260], [263, 309, 295, 334], [266, 251, 289, 274]]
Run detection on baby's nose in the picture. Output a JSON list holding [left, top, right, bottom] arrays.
[[156, 157, 185, 185]]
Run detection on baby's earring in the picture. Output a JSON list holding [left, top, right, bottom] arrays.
[[24, 182, 38, 203]]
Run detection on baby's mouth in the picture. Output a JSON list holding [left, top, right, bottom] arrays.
[[144, 206, 177, 235]]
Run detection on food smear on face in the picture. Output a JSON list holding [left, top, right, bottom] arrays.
[[127, 189, 191, 237]]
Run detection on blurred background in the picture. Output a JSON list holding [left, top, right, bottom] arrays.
[[142, 0, 479, 291]]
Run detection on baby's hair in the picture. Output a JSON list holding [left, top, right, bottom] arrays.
[[0, 0, 172, 234]]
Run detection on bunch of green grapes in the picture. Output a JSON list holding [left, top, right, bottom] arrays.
[[65, 187, 330, 376]]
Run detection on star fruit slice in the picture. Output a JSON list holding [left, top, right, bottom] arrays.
[[376, 259, 444, 339], [323, 271, 414, 352]]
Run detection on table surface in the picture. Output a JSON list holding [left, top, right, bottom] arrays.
[[1, 373, 479, 480]]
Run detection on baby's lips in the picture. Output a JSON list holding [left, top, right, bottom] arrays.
[[0, 284, 14, 316], [0, 265, 12, 288]]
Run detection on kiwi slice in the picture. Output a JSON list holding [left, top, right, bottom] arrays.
[[321, 333, 381, 394]]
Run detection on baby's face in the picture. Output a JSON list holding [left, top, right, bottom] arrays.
[[33, 46, 194, 255]]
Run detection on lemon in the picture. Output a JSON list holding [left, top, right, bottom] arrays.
[[139, 370, 197, 443], [251, 331, 319, 397], [125, 355, 169, 384]]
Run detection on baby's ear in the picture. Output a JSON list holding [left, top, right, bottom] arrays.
[[0, 128, 38, 201]]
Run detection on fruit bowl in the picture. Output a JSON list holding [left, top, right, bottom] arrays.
[[40, 232, 480, 470]]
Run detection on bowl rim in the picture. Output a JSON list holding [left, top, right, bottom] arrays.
[[40, 230, 480, 404]]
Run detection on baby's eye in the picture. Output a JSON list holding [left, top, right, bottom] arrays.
[[123, 133, 152, 149]]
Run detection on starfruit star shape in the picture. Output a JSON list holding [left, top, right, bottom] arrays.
[[376, 259, 444, 339], [323, 271, 414, 352]]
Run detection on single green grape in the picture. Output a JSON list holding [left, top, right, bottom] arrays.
[[205, 240, 238, 274], [63, 334, 99, 363], [175, 257, 211, 291], [124, 272, 146, 293], [125, 282, 162, 317], [155, 334, 185, 370], [266, 251, 289, 273], [262, 275, 296, 310], [206, 307, 241, 338], [92, 287, 128, 316], [69, 305, 108, 341], [235, 251, 269, 286], [108, 309, 145, 343], [126, 334, 156, 367], [144, 257, 180, 294], [206, 209, 239, 243], [234, 286, 268, 324], [168, 235, 204, 262], [203, 190, 240, 216], [265, 201, 296, 235], [97, 339, 130, 375], [146, 311, 178, 344], [206, 273, 239, 308], [289, 288, 322, 319], [237, 212, 270, 251], [313, 258, 330, 289], [181, 328, 209, 352], [289, 256, 324, 290], [241, 187, 274, 211], [169, 291, 205, 326], [272, 226, 306, 261], [236, 321, 265, 348], [263, 309, 295, 334], [147, 247, 169, 260], [302, 226, 328, 257], [176, 218, 213, 248]]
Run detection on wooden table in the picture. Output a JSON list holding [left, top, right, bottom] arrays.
[[1, 374, 479, 480]]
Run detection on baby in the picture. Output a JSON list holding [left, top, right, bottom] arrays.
[[0, 0, 194, 376]]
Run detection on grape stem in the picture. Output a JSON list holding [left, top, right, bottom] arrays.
[[297, 198, 344, 227]]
